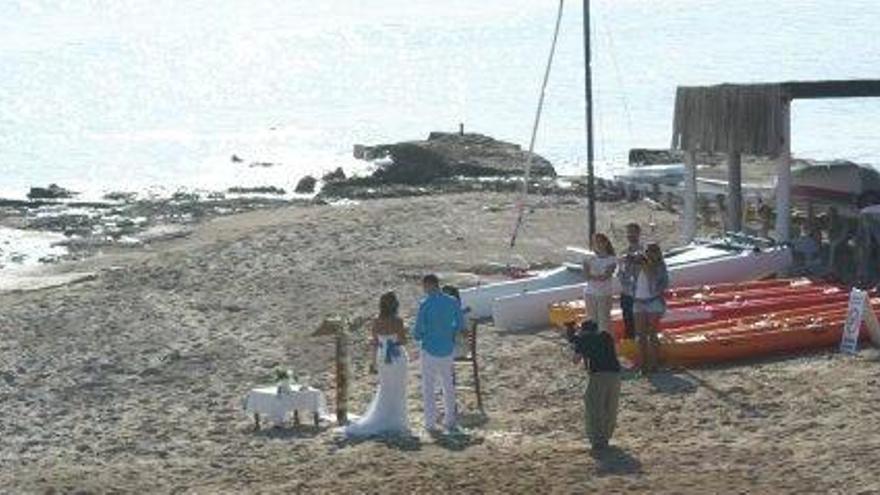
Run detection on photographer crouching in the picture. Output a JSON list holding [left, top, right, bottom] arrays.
[[566, 319, 622, 452]]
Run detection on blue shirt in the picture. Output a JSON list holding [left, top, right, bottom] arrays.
[[412, 291, 464, 357]]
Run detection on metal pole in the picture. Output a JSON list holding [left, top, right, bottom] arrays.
[[584, 0, 596, 244]]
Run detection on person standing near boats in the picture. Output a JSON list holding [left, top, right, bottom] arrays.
[[566, 319, 621, 452], [583, 233, 617, 335], [632, 243, 669, 373], [617, 223, 644, 340]]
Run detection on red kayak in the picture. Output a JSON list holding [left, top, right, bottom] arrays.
[[656, 306, 871, 366], [609, 285, 847, 338]]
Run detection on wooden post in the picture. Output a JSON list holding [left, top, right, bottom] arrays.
[[682, 150, 697, 243], [775, 98, 792, 242], [759, 201, 773, 239], [806, 201, 815, 234], [716, 194, 728, 234], [727, 150, 743, 232], [335, 327, 350, 425]]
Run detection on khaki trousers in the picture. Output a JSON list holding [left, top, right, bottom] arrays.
[[583, 372, 621, 447]]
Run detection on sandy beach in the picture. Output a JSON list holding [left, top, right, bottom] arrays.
[[2, 192, 879, 494]]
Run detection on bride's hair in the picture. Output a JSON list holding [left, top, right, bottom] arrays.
[[379, 291, 399, 318]]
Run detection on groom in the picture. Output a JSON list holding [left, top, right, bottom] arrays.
[[413, 274, 465, 433]]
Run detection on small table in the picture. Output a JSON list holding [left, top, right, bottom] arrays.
[[243, 384, 327, 429]]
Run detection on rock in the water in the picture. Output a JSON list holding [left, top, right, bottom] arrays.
[[103, 191, 137, 202], [357, 132, 556, 185], [231, 154, 244, 163], [322, 167, 347, 183], [295, 176, 317, 194], [628, 149, 684, 166], [227, 186, 286, 195], [171, 191, 200, 202], [27, 184, 77, 200]]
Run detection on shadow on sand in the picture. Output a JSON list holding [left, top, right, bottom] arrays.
[[429, 428, 485, 452], [592, 445, 642, 476], [458, 410, 490, 429], [253, 424, 325, 440], [647, 372, 698, 395], [679, 369, 765, 418], [332, 432, 424, 452]]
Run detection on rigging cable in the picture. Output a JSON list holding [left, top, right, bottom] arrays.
[[509, 0, 565, 249], [600, 7, 635, 148]]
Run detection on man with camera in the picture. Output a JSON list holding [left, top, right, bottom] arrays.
[[566, 319, 622, 452]]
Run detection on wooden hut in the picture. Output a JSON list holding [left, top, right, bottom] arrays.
[[670, 79, 880, 243]]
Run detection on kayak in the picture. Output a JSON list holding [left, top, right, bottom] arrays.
[[548, 279, 837, 335], [617, 298, 876, 366], [658, 310, 865, 366]]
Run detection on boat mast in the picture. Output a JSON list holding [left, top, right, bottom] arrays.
[[583, 0, 597, 244]]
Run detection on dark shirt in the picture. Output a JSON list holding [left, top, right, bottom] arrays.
[[568, 330, 621, 373]]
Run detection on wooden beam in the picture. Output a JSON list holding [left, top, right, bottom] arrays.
[[727, 151, 743, 233], [775, 99, 792, 242], [782, 79, 880, 99], [682, 150, 697, 243]]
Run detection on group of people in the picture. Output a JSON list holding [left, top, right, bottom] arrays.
[[342, 223, 669, 453], [582, 223, 669, 372], [568, 222, 669, 450]]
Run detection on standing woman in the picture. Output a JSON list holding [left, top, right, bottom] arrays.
[[343, 291, 410, 437], [583, 233, 617, 335], [633, 243, 669, 373]]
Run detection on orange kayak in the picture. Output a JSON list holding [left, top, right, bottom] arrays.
[[658, 311, 865, 366], [661, 301, 851, 336], [549, 283, 845, 338], [618, 299, 876, 366], [663, 278, 809, 300], [661, 293, 850, 334]]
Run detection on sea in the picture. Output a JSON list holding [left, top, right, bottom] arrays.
[[1, 0, 879, 200]]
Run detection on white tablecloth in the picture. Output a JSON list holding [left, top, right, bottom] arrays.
[[244, 385, 328, 426]]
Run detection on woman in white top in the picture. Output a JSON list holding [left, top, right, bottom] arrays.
[[583, 233, 617, 334], [632, 243, 669, 373]]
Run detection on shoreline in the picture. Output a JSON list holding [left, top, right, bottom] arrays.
[[0, 175, 624, 283]]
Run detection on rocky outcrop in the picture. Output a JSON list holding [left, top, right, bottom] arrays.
[[294, 176, 317, 194], [322, 167, 346, 183], [356, 132, 555, 185], [27, 184, 78, 200]]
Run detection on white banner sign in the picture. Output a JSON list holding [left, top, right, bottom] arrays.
[[840, 289, 867, 355]]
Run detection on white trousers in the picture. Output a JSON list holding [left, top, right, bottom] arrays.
[[420, 352, 456, 430]]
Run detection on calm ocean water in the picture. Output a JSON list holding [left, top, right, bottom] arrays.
[[1, 0, 879, 200]]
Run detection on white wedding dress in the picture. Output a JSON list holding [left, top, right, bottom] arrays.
[[343, 335, 410, 437]]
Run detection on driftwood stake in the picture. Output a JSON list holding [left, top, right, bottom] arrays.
[[335, 326, 350, 425], [314, 316, 368, 426]]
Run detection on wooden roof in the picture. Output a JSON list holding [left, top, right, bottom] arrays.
[[671, 79, 880, 155]]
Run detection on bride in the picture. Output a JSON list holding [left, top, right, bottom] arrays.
[[343, 291, 410, 437]]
